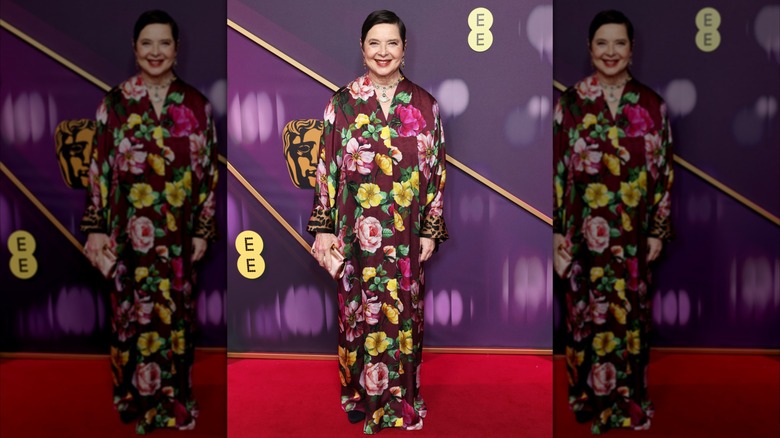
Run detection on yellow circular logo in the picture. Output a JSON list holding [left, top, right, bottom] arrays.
[[235, 230, 265, 279]]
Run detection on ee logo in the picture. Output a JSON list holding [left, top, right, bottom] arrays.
[[696, 7, 721, 52], [468, 7, 494, 52], [8, 230, 38, 279], [236, 230, 265, 279]]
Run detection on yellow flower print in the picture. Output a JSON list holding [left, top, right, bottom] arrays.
[[362, 267, 377, 282], [110, 346, 129, 368], [159, 278, 170, 294], [393, 181, 413, 207], [375, 154, 393, 176], [609, 303, 627, 325], [181, 170, 192, 191], [426, 192, 434, 205], [637, 169, 647, 191], [137, 332, 161, 356], [380, 125, 392, 144], [355, 113, 370, 129], [144, 408, 158, 425], [584, 183, 610, 209], [600, 408, 613, 425], [164, 182, 186, 207], [338, 345, 357, 369], [382, 303, 399, 325], [607, 125, 620, 147], [654, 192, 662, 204], [372, 408, 385, 424], [621, 211, 633, 232], [394, 418, 403, 427], [626, 329, 641, 355], [328, 180, 336, 208], [127, 113, 143, 129], [155, 303, 172, 325], [398, 329, 413, 354], [620, 182, 641, 208], [386, 278, 397, 293], [583, 113, 598, 129], [134, 267, 149, 283], [147, 154, 165, 176], [152, 125, 164, 147], [409, 170, 420, 192], [614, 278, 625, 294], [565, 346, 584, 368], [365, 332, 390, 356], [393, 210, 405, 232], [590, 267, 604, 283], [592, 332, 617, 356], [129, 183, 157, 209], [602, 154, 620, 176], [555, 180, 564, 206], [357, 183, 382, 209], [171, 329, 186, 355], [166, 211, 178, 232]]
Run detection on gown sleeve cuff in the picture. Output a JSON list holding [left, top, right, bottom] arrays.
[[648, 215, 673, 241], [420, 214, 449, 245], [307, 208, 335, 236], [193, 214, 217, 241], [80, 205, 107, 234]]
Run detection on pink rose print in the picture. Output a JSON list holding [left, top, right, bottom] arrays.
[[361, 362, 389, 396], [401, 399, 418, 428], [590, 293, 609, 325], [127, 216, 155, 253], [169, 104, 200, 137], [112, 299, 137, 342], [582, 216, 610, 254], [189, 132, 208, 179], [343, 300, 365, 342], [571, 138, 602, 175], [344, 138, 375, 175], [566, 294, 592, 342], [132, 362, 162, 396], [116, 138, 147, 175], [96, 101, 108, 124], [416, 131, 436, 179], [576, 76, 602, 101], [588, 362, 617, 396], [396, 104, 427, 137], [324, 101, 335, 125], [349, 75, 374, 102], [363, 290, 382, 326], [134, 291, 154, 325], [399, 257, 413, 291], [355, 215, 383, 254], [624, 105, 654, 138], [121, 76, 147, 101], [644, 132, 663, 179]]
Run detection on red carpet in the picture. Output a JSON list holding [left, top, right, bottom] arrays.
[[228, 353, 552, 437], [553, 352, 780, 437], [0, 350, 226, 438]]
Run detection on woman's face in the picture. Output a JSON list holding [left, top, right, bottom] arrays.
[[361, 23, 404, 82], [589, 23, 632, 81], [134, 23, 177, 81]]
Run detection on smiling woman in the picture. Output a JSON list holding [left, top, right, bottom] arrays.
[[79, 9, 219, 434]]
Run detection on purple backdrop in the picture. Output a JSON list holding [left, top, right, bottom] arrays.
[[552, 0, 780, 350], [227, 0, 554, 353], [0, 0, 228, 352]]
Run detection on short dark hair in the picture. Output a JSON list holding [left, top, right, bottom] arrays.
[[133, 10, 179, 46], [588, 10, 633, 46], [361, 10, 406, 46]]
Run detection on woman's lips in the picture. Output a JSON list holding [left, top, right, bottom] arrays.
[[602, 59, 620, 67], [374, 59, 392, 67]]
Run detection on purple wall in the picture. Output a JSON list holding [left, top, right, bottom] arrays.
[[552, 0, 780, 350], [226, 0, 554, 353], [0, 0, 228, 352]]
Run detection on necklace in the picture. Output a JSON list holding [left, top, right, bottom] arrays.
[[145, 76, 176, 103], [600, 76, 631, 103], [373, 76, 404, 103]]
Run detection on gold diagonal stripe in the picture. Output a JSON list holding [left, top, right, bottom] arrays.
[[229, 18, 552, 225], [0, 162, 83, 251], [1, 20, 111, 91], [227, 162, 312, 252], [553, 80, 780, 227]]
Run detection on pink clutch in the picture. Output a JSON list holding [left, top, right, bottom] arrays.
[[95, 246, 117, 279], [320, 244, 345, 279]]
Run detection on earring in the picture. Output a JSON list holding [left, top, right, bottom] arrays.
[[629, 58, 633, 66], [362, 59, 366, 68], [401, 57, 406, 69], [174, 58, 178, 67]]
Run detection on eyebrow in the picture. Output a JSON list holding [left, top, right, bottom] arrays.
[[367, 38, 400, 43]]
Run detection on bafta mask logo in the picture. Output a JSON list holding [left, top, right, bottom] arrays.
[[282, 119, 322, 189], [55, 119, 95, 189]]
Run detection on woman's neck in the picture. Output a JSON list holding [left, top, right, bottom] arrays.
[[141, 72, 175, 86], [368, 71, 402, 87]]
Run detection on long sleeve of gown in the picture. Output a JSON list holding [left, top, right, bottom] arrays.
[[80, 97, 114, 234], [192, 105, 218, 241], [307, 97, 340, 235], [552, 93, 572, 235], [647, 104, 673, 241], [418, 104, 448, 245]]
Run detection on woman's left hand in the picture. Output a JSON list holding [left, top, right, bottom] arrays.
[[647, 237, 663, 262], [420, 237, 435, 263], [192, 237, 208, 262]]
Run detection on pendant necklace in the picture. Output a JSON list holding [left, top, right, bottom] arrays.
[[373, 76, 404, 103], [601, 76, 630, 103], [146, 76, 176, 103]]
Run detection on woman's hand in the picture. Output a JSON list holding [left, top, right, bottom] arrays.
[[192, 237, 208, 262], [647, 237, 663, 262], [553, 233, 572, 278], [83, 233, 111, 267], [420, 237, 435, 263], [312, 233, 339, 268]]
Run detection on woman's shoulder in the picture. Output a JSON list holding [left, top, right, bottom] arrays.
[[628, 78, 665, 106]]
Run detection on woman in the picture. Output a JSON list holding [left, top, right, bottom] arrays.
[[308, 10, 448, 434], [553, 10, 673, 434], [81, 10, 218, 434]]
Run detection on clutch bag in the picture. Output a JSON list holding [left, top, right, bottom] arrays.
[[95, 246, 117, 279], [324, 244, 345, 279]]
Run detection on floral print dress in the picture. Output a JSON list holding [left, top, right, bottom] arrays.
[[80, 75, 218, 434], [553, 75, 673, 434], [308, 75, 448, 434]]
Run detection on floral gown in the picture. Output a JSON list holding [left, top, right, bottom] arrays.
[[308, 75, 448, 434], [553, 75, 673, 434], [80, 75, 218, 434]]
